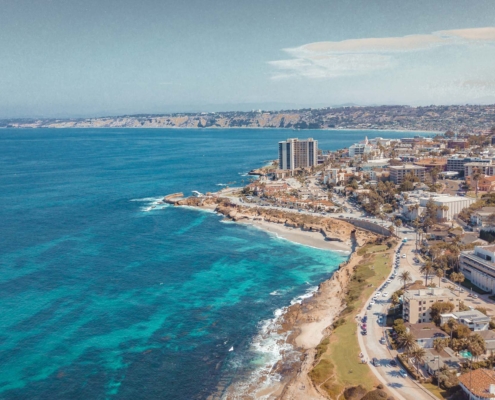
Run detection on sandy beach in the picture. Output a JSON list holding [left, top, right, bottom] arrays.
[[242, 219, 352, 253]]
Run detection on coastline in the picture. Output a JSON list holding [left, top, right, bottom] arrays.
[[241, 219, 352, 253], [170, 198, 380, 399]]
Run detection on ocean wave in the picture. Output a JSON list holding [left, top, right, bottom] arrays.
[[130, 196, 169, 212], [216, 183, 228, 186], [222, 285, 318, 399]]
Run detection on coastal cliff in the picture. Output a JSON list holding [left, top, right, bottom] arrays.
[[168, 195, 379, 248], [171, 194, 390, 399]]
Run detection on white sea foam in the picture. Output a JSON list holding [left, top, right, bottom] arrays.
[[131, 197, 169, 212], [216, 183, 228, 186], [222, 285, 319, 399]]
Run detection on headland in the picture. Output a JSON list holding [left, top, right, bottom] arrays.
[[164, 191, 392, 399]]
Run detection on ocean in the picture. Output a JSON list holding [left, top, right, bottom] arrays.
[[0, 128, 429, 399]]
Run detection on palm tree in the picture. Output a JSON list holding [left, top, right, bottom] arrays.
[[472, 167, 482, 199], [410, 346, 426, 375], [394, 219, 402, 235], [399, 270, 412, 290], [420, 262, 434, 286], [433, 338, 446, 353], [435, 268, 445, 287], [451, 272, 465, 295], [446, 318, 457, 347], [397, 332, 417, 355]]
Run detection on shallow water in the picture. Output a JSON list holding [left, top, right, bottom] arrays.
[[0, 128, 429, 399]]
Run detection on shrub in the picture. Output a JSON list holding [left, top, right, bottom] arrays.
[[332, 318, 346, 330], [344, 385, 368, 400], [315, 337, 330, 360], [361, 389, 388, 400]]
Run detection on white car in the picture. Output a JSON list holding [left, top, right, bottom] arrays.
[[382, 292, 388, 297], [370, 301, 375, 305], [375, 291, 382, 296], [386, 279, 392, 283], [399, 369, 407, 378], [402, 254, 406, 258]]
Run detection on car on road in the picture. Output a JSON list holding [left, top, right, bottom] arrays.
[[399, 369, 407, 378]]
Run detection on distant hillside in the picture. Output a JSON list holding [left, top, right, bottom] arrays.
[[2, 104, 495, 133]]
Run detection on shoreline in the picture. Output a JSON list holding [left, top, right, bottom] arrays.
[[171, 199, 379, 399], [241, 219, 352, 253], [9, 126, 442, 134]]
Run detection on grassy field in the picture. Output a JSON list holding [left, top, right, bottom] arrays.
[[310, 244, 393, 397], [461, 278, 490, 295], [422, 382, 450, 399]]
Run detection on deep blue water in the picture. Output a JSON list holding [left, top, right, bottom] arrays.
[[0, 128, 429, 399]]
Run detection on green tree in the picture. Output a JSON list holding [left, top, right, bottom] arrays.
[[430, 301, 455, 324], [410, 346, 426, 375], [420, 261, 434, 286], [399, 270, 412, 290], [397, 332, 416, 355]]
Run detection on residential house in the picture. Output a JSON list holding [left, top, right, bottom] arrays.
[[439, 310, 490, 331], [458, 368, 495, 400], [405, 322, 448, 348]]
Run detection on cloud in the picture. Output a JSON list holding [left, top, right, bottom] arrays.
[[270, 27, 495, 80]]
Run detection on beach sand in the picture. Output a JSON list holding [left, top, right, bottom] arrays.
[[241, 219, 352, 253]]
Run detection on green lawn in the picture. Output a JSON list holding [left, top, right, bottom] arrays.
[[461, 278, 490, 295], [313, 245, 393, 396], [422, 382, 451, 400]]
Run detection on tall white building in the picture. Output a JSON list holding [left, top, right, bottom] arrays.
[[278, 138, 318, 170], [460, 245, 495, 294], [349, 136, 373, 158]]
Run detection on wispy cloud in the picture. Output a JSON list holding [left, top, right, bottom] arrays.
[[269, 27, 495, 80]]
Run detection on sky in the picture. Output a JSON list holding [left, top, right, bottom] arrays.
[[1, 0, 495, 118]]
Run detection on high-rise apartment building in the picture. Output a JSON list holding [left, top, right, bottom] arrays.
[[278, 138, 318, 170]]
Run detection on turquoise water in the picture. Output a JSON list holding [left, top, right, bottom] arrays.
[[0, 128, 430, 399], [460, 350, 473, 358]]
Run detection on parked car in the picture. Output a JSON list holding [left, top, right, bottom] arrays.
[[399, 369, 407, 378], [380, 337, 386, 345], [390, 359, 397, 367], [372, 357, 379, 366]]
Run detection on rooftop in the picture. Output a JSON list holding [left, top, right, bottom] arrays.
[[389, 164, 426, 170], [405, 322, 448, 340], [458, 368, 495, 398]]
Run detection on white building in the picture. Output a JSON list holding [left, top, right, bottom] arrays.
[[349, 136, 373, 158], [323, 168, 345, 185], [460, 245, 495, 294], [401, 194, 476, 221], [278, 138, 318, 170], [465, 162, 495, 178], [440, 310, 490, 331]]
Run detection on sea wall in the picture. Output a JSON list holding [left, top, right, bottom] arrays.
[[337, 217, 393, 237]]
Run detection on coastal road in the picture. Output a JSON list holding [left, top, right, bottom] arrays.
[[358, 235, 437, 400]]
